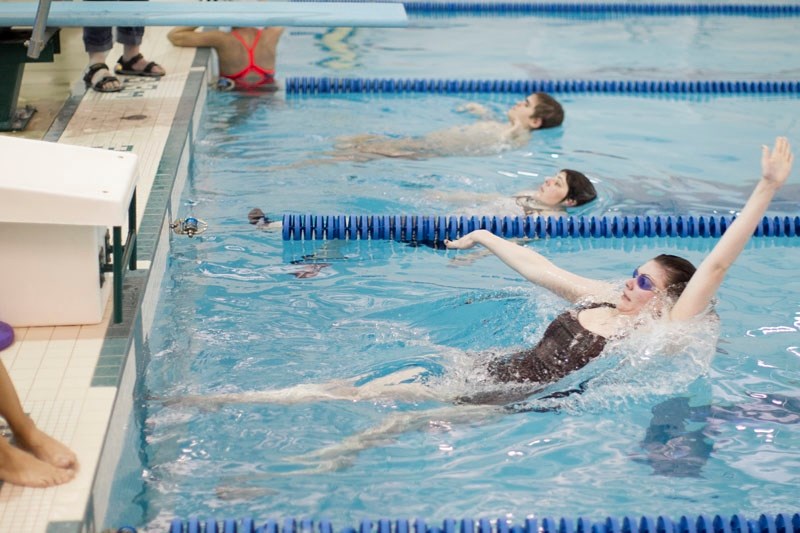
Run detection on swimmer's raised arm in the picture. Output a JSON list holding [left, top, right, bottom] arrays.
[[670, 137, 793, 321], [444, 229, 612, 302]]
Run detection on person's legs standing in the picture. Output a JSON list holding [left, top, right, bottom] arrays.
[[115, 23, 165, 77], [83, 25, 121, 92], [113, 0, 165, 77], [82, 0, 165, 92]]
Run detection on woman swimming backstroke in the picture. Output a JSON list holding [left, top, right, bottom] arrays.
[[443, 136, 793, 387], [177, 137, 792, 412], [169, 138, 792, 471]]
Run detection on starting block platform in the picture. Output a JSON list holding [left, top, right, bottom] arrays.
[[0, 1, 408, 28], [0, 136, 138, 326]]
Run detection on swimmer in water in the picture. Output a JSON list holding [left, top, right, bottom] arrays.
[[171, 138, 792, 468], [272, 92, 564, 169], [432, 168, 597, 218], [441, 137, 792, 399], [181, 137, 791, 408], [167, 26, 283, 91], [510, 168, 597, 215]]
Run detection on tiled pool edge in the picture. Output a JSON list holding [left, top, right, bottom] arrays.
[[44, 48, 212, 533]]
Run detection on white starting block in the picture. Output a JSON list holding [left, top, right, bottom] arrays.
[[0, 136, 138, 327]]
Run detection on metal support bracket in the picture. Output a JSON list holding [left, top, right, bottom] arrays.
[[103, 190, 138, 323], [0, 26, 59, 131]]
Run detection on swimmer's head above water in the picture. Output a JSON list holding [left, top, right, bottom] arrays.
[[247, 208, 284, 230], [619, 255, 696, 315], [507, 92, 565, 131], [248, 208, 271, 225], [527, 169, 597, 208], [513, 169, 597, 214]]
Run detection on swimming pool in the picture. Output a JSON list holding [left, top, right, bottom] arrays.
[[199, 91, 800, 218], [282, 12, 800, 80], [99, 7, 800, 532]]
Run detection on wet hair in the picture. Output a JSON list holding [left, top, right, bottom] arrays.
[[562, 169, 597, 206], [653, 254, 696, 299], [530, 92, 565, 129]]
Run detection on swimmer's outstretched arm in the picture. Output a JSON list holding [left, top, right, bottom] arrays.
[[670, 137, 793, 321], [444, 230, 611, 302]]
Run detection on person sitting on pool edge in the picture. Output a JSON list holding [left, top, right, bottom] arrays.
[[167, 26, 284, 90], [269, 92, 565, 169], [0, 322, 79, 487]]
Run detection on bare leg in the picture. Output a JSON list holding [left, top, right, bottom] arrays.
[[0, 361, 78, 486], [333, 134, 429, 159], [333, 133, 386, 149], [285, 404, 501, 473], [170, 367, 446, 408], [265, 134, 402, 171]]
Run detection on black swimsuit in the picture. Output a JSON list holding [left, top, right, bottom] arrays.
[[487, 302, 615, 385]]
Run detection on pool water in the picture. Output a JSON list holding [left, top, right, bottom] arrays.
[[281, 16, 800, 80], [104, 11, 800, 532], [117, 232, 800, 528], [197, 92, 800, 216], [105, 89, 800, 530]]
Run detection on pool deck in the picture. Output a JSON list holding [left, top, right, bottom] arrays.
[[0, 26, 200, 532]]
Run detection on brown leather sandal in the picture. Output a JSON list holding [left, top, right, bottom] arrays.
[[114, 53, 165, 77]]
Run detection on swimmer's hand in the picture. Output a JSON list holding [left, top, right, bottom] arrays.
[[761, 136, 793, 188], [457, 102, 490, 117], [444, 232, 481, 250]]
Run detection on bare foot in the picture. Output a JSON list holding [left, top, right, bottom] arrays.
[[15, 426, 79, 471], [0, 439, 75, 487]]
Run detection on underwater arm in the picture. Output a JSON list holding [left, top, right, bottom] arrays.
[[670, 137, 793, 321], [444, 229, 611, 302], [457, 102, 492, 118]]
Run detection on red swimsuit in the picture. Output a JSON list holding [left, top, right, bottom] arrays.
[[223, 30, 276, 89]]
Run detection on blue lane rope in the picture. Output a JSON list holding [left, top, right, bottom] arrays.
[[167, 514, 800, 533], [284, 77, 800, 95], [289, 1, 800, 17], [402, 2, 800, 16], [280, 214, 800, 241]]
